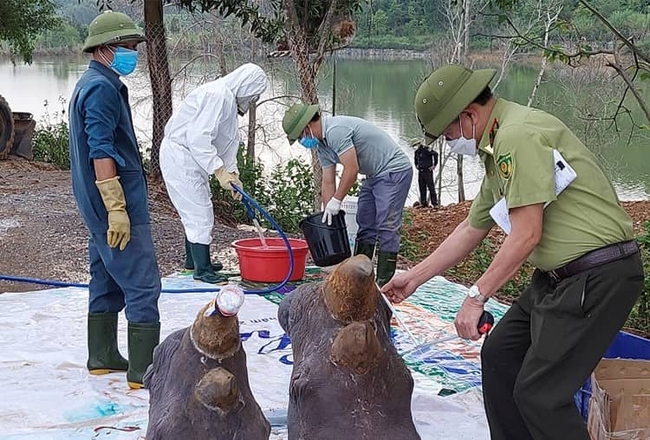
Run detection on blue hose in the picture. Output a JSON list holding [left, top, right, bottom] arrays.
[[232, 183, 295, 295], [0, 184, 295, 295]]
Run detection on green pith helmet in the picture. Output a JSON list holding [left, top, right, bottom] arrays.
[[414, 64, 496, 142], [282, 103, 320, 144], [82, 10, 146, 53]]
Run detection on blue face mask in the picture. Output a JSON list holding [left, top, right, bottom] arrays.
[[110, 47, 138, 76], [299, 126, 319, 149], [299, 136, 319, 149]]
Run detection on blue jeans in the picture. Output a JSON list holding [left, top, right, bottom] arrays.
[[356, 168, 413, 254], [88, 224, 161, 323]]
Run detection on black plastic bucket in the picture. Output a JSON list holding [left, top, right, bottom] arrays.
[[299, 210, 351, 267]]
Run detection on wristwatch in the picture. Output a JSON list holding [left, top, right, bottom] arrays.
[[467, 285, 489, 304]]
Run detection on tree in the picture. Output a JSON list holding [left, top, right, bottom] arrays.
[[143, 0, 173, 180], [373, 9, 389, 37], [95, 0, 360, 199], [0, 0, 59, 63], [492, 0, 650, 126], [38, 22, 83, 50], [481, 0, 564, 103], [436, 0, 489, 202], [525, 0, 564, 106], [172, 0, 361, 208]]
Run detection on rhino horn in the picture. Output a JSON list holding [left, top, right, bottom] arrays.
[[324, 255, 378, 322]]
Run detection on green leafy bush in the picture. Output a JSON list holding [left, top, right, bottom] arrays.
[[210, 148, 316, 233], [264, 159, 316, 232], [32, 97, 70, 169]]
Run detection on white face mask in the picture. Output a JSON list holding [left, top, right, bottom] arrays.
[[236, 95, 259, 116], [447, 116, 477, 157]]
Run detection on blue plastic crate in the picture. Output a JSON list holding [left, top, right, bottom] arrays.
[[575, 330, 650, 422]]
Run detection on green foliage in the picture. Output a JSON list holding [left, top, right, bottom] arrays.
[[171, 0, 284, 43], [59, 1, 97, 40], [37, 21, 82, 49], [32, 97, 70, 169], [398, 210, 424, 261], [169, 0, 364, 50], [0, 0, 59, 63], [609, 9, 650, 33], [354, 0, 442, 42], [210, 147, 266, 227], [210, 150, 316, 233], [348, 179, 361, 196], [35, 0, 650, 61], [264, 159, 316, 232], [86, 0, 365, 47]]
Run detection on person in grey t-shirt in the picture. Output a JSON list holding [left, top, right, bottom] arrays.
[[282, 103, 413, 286]]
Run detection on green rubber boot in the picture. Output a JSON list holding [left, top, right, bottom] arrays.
[[87, 313, 128, 375], [191, 243, 228, 284], [184, 237, 223, 272], [376, 251, 398, 287], [127, 321, 160, 389], [353, 240, 376, 260]]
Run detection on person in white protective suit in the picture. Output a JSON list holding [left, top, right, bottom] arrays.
[[160, 63, 268, 284]]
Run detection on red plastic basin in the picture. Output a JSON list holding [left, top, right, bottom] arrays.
[[232, 238, 309, 283]]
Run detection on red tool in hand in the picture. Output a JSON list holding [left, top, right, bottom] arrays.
[[425, 311, 494, 346], [477, 311, 495, 335]]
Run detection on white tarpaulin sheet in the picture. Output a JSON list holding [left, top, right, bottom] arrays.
[[0, 276, 489, 439]]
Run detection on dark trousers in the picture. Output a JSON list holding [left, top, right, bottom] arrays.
[[356, 168, 413, 253], [88, 223, 162, 323], [417, 170, 437, 206], [481, 252, 643, 440]]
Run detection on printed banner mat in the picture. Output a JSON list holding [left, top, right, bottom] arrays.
[[0, 270, 508, 439]]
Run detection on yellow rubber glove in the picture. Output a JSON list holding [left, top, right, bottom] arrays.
[[95, 176, 131, 251], [215, 167, 243, 201]]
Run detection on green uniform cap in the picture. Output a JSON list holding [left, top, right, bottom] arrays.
[[282, 103, 320, 144], [83, 10, 146, 53], [415, 65, 496, 142]]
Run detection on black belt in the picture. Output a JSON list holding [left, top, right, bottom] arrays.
[[547, 240, 638, 281]]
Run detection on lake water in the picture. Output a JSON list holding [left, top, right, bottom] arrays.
[[1, 55, 648, 205]]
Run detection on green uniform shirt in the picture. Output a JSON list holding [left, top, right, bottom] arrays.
[[468, 98, 633, 271]]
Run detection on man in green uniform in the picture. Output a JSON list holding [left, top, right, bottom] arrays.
[[382, 64, 643, 439]]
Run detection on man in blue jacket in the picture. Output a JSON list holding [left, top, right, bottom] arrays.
[[68, 10, 160, 389]]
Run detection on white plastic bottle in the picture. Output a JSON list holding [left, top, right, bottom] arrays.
[[214, 284, 245, 317]]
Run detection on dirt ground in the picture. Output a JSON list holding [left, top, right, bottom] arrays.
[[1, 155, 650, 293], [0, 155, 253, 292], [402, 199, 650, 263]]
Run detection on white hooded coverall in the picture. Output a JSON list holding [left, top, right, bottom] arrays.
[[160, 63, 267, 245]]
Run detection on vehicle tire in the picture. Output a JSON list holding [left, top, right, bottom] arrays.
[[0, 95, 15, 160]]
